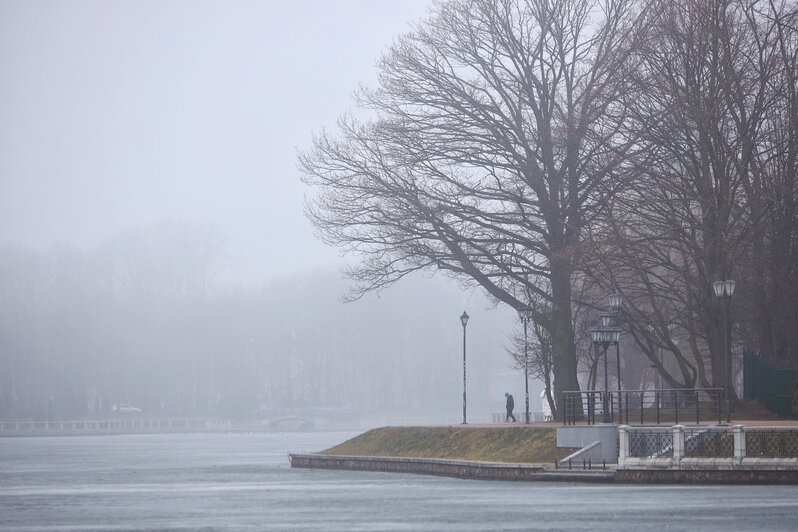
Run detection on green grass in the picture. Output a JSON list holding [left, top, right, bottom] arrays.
[[321, 425, 576, 464]]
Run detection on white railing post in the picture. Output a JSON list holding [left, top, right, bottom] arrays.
[[672, 425, 685, 464], [733, 424, 746, 462], [618, 425, 630, 466]]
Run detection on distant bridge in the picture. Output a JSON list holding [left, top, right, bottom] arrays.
[[250, 407, 359, 432], [262, 416, 316, 432]]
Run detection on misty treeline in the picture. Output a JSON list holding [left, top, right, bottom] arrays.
[[0, 222, 506, 421], [300, 0, 798, 419]]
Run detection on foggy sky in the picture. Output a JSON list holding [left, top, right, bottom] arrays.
[[0, 0, 432, 283]]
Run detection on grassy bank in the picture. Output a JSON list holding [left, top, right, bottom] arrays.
[[322, 425, 576, 464]]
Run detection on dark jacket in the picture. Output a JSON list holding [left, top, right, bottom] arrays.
[[506, 394, 514, 411]]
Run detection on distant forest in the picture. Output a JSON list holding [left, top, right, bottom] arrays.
[[0, 222, 511, 421]]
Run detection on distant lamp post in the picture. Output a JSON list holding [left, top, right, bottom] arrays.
[[609, 292, 623, 416], [591, 324, 621, 424], [517, 307, 534, 424], [713, 279, 735, 423], [460, 311, 469, 424]]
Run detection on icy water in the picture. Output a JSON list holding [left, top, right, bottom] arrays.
[[1, 432, 797, 531]]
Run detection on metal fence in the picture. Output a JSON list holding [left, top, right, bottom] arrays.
[[563, 388, 725, 425], [490, 412, 546, 423], [628, 429, 674, 458], [746, 429, 798, 458], [683, 427, 734, 458], [620, 425, 798, 466]]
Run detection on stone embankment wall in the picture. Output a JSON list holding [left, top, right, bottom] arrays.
[[617, 469, 798, 484], [290, 452, 798, 484], [289, 454, 548, 481]]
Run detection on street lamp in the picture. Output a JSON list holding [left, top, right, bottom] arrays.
[[591, 324, 621, 423], [517, 306, 534, 424], [609, 292, 623, 416], [609, 292, 622, 313], [460, 311, 469, 424], [713, 279, 735, 423]]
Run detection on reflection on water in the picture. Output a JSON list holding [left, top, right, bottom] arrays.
[[1, 432, 797, 531]]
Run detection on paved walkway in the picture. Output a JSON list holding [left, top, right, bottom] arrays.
[[729, 418, 798, 426]]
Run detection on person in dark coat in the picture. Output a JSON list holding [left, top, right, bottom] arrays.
[[505, 392, 516, 422]]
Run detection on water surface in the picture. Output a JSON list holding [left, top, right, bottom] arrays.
[[1, 432, 796, 530]]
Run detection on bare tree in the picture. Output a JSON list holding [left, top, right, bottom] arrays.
[[588, 0, 798, 402], [300, 0, 648, 418], [739, 0, 798, 368]]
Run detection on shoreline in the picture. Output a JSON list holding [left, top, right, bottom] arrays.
[[289, 453, 614, 482], [289, 452, 798, 484], [290, 422, 798, 485]]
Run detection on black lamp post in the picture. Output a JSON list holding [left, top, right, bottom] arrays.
[[460, 311, 469, 424], [517, 307, 533, 424], [591, 323, 621, 423], [609, 292, 623, 417], [713, 279, 735, 423]]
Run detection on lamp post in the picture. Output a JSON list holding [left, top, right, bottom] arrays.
[[609, 292, 623, 418], [517, 307, 533, 424], [591, 324, 621, 423], [460, 311, 469, 424], [713, 279, 735, 423]]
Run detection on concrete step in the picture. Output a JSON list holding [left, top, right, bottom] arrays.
[[536, 469, 616, 482]]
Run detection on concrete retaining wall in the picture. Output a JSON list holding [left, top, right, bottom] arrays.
[[558, 441, 606, 466], [557, 425, 618, 463], [289, 454, 545, 481]]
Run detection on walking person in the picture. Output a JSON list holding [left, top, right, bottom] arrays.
[[505, 392, 516, 422]]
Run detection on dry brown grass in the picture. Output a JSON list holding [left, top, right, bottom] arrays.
[[321, 425, 575, 463]]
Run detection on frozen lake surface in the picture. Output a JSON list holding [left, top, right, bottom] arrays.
[[1, 432, 797, 531]]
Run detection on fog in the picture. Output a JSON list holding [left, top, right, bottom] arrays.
[[0, 1, 532, 426], [0, 0, 440, 280]]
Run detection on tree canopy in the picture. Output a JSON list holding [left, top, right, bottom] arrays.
[[301, 0, 798, 418]]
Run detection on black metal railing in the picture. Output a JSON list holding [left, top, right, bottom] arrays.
[[563, 388, 725, 425], [747, 429, 798, 458], [629, 429, 674, 458], [684, 427, 734, 458]]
